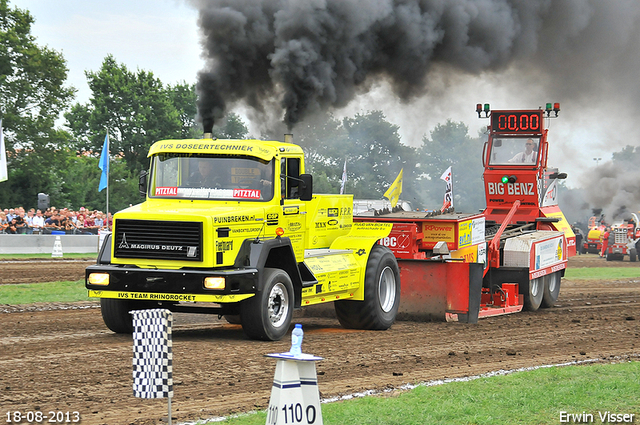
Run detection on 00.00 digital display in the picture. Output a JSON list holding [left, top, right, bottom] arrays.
[[491, 111, 542, 133]]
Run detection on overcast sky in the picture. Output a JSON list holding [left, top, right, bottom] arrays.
[[10, 0, 640, 195], [11, 0, 204, 103]]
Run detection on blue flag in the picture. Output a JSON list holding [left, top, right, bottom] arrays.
[[98, 133, 109, 191]]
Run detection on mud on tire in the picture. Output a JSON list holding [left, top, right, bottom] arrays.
[[334, 244, 400, 330]]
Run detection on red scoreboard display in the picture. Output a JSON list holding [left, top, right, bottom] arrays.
[[491, 110, 543, 134]]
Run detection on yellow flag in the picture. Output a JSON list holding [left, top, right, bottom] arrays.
[[383, 168, 403, 207]]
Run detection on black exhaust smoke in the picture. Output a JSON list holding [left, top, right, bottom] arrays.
[[196, 72, 225, 136], [191, 0, 640, 131]]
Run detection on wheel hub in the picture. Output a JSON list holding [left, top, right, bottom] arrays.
[[268, 282, 289, 327], [377, 266, 397, 313]]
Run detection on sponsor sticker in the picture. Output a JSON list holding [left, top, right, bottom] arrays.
[[458, 220, 472, 248], [232, 189, 261, 199], [422, 222, 455, 242], [451, 244, 478, 262], [155, 186, 178, 196], [534, 236, 564, 270], [283, 206, 300, 215]]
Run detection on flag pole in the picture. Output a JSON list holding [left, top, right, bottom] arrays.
[[0, 119, 8, 183], [98, 132, 109, 228], [106, 132, 109, 227]]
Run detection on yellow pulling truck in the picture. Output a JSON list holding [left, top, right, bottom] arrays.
[[86, 135, 400, 340]]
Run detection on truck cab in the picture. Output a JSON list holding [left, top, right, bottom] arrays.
[[86, 136, 400, 340], [480, 105, 575, 311]]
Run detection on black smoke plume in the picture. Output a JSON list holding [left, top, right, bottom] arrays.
[[191, 0, 640, 132], [582, 161, 640, 223]]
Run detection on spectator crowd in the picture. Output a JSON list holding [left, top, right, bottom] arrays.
[[0, 206, 112, 235]]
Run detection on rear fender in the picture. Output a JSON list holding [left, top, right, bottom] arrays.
[[329, 222, 393, 299]]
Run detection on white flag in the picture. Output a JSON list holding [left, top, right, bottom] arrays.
[[0, 120, 8, 182], [340, 159, 347, 194], [440, 166, 453, 212]]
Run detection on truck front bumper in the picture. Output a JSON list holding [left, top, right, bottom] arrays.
[[85, 264, 259, 303]]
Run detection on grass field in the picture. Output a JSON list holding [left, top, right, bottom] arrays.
[[563, 267, 640, 280], [213, 360, 640, 425], [0, 280, 88, 304]]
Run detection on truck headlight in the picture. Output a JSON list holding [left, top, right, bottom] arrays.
[[204, 277, 225, 290], [88, 273, 110, 286]]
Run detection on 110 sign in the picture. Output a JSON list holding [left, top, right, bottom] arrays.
[[266, 403, 318, 424]]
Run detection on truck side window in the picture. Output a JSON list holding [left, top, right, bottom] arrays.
[[281, 158, 300, 199]]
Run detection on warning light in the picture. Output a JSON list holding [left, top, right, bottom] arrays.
[[545, 102, 561, 117], [477, 103, 491, 118], [275, 227, 285, 237], [501, 175, 517, 184]]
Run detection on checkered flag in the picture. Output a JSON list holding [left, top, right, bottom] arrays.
[[130, 309, 173, 399]]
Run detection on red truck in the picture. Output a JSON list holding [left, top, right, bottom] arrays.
[[603, 215, 640, 261], [354, 103, 575, 322]]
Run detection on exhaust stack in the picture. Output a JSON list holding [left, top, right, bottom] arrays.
[[203, 117, 214, 139], [284, 134, 293, 144]]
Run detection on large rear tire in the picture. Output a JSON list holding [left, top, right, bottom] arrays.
[[100, 298, 153, 333], [523, 276, 544, 311], [241, 268, 294, 341], [334, 245, 400, 330], [541, 271, 561, 308]]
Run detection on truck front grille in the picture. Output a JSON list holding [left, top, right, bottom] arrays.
[[113, 219, 203, 261]]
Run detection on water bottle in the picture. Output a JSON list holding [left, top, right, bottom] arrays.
[[290, 324, 303, 356]]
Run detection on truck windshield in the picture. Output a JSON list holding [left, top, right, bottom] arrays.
[[489, 137, 540, 165], [149, 154, 274, 201]]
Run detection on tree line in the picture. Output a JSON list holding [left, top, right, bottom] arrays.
[[0, 1, 489, 214]]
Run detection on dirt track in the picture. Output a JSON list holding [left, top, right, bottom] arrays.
[[1, 254, 639, 425]]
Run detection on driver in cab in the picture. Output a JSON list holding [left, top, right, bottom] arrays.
[[508, 139, 537, 163], [188, 159, 220, 187]]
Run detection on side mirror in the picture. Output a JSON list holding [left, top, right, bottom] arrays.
[[299, 174, 313, 201], [139, 170, 148, 197], [549, 172, 568, 180]]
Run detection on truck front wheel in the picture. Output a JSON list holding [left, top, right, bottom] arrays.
[[523, 276, 543, 311], [541, 271, 561, 308], [241, 268, 293, 341], [335, 245, 400, 330], [100, 298, 153, 333]]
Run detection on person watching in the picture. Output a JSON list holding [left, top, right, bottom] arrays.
[[44, 213, 63, 232], [32, 210, 45, 234], [508, 139, 537, 163], [13, 212, 27, 234], [6, 217, 19, 234], [25, 209, 35, 234], [0, 212, 8, 233]]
